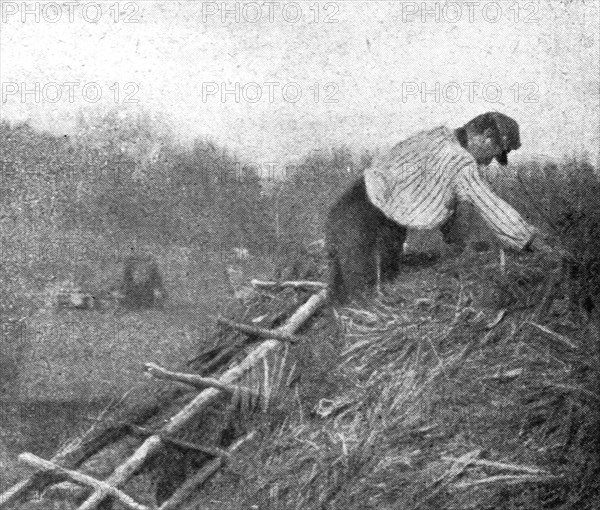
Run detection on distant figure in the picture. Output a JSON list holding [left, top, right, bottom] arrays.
[[326, 112, 555, 304], [120, 254, 167, 309]]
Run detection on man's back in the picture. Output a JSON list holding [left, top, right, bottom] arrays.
[[365, 126, 474, 230]]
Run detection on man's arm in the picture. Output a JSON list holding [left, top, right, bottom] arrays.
[[455, 164, 537, 251]]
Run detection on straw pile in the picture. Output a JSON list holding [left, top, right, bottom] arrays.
[[191, 249, 599, 510]]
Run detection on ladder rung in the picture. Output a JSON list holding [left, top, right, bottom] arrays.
[[18, 453, 150, 510], [144, 362, 260, 396], [128, 425, 230, 458]]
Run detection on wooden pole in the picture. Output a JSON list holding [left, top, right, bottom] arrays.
[[158, 431, 256, 510], [18, 454, 149, 510], [0, 424, 130, 509], [251, 280, 327, 290], [76, 289, 327, 510]]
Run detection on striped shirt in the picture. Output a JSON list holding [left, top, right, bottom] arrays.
[[364, 126, 536, 250]]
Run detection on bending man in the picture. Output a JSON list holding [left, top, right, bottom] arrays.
[[326, 111, 552, 304]]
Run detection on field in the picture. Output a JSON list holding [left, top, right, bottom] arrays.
[[1, 117, 599, 509]]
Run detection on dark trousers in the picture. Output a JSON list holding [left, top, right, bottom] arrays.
[[326, 178, 407, 303]]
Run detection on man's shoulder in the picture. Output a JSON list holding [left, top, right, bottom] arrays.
[[390, 125, 449, 147], [373, 125, 473, 168]]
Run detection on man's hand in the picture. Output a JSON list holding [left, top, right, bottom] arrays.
[[527, 232, 573, 261], [528, 234, 553, 254]]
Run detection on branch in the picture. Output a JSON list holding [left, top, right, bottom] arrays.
[[18, 454, 149, 510], [441, 456, 549, 475], [454, 473, 562, 489], [0, 421, 131, 509], [216, 316, 303, 343], [143, 363, 257, 396], [251, 279, 327, 290], [525, 322, 577, 350]]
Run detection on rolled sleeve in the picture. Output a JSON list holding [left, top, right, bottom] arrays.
[[455, 165, 536, 251]]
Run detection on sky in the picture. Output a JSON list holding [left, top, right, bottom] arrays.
[[1, 0, 599, 172]]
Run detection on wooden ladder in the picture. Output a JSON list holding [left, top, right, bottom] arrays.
[[1, 290, 327, 510]]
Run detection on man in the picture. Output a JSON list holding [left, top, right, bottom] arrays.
[[327, 111, 554, 304]]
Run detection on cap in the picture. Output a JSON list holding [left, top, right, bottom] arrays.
[[465, 112, 521, 166], [490, 112, 521, 165]]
